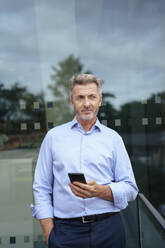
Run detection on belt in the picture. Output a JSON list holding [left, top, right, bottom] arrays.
[[54, 212, 118, 224]]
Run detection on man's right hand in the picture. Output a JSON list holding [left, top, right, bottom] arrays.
[[40, 218, 54, 245]]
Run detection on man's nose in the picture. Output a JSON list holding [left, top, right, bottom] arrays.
[[84, 98, 90, 106]]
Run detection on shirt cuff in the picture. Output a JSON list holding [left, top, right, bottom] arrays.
[[109, 182, 128, 210], [30, 203, 54, 220]]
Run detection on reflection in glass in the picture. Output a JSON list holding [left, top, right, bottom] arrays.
[[0, 0, 165, 247], [138, 194, 165, 248]]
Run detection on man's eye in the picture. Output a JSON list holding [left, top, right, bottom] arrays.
[[90, 95, 96, 99], [77, 96, 84, 99]]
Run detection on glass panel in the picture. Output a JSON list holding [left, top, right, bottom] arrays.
[[1, 0, 165, 247], [0, 0, 46, 247], [138, 195, 165, 248], [36, 0, 165, 215], [121, 200, 140, 248]]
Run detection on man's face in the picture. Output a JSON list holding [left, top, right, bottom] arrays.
[[70, 82, 102, 121]]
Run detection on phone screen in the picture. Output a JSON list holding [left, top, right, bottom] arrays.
[[68, 173, 87, 184]]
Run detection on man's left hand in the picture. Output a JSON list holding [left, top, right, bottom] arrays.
[[69, 180, 101, 198], [69, 180, 113, 201]]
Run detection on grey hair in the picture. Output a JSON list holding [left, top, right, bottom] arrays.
[[69, 74, 102, 96]]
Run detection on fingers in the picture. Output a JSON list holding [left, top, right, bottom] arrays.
[[69, 182, 97, 199], [87, 179, 96, 185], [72, 180, 96, 188], [72, 182, 96, 193], [69, 183, 89, 198], [73, 181, 90, 189]]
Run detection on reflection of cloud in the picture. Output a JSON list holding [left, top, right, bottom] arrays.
[[0, 0, 41, 92], [0, 0, 165, 107], [74, 0, 165, 106], [35, 0, 77, 63], [0, 59, 4, 65]]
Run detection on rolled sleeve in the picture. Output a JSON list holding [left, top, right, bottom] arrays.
[[30, 203, 54, 220], [109, 135, 138, 210], [109, 181, 137, 210], [31, 132, 54, 220]]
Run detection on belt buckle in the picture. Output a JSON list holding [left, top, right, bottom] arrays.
[[82, 216, 95, 224]]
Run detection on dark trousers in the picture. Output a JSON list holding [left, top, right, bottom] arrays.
[[48, 213, 126, 248]]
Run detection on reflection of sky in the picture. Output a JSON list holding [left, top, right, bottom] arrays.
[[0, 0, 165, 108], [0, 0, 41, 92]]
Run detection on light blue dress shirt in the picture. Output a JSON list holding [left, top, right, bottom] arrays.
[[31, 117, 138, 219]]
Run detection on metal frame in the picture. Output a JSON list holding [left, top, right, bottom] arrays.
[[138, 193, 165, 230]]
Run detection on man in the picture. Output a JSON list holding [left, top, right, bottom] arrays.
[[31, 74, 138, 248]]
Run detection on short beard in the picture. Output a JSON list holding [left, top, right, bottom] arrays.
[[77, 110, 98, 121]]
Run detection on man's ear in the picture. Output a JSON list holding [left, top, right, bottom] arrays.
[[70, 96, 73, 106], [99, 95, 102, 106]]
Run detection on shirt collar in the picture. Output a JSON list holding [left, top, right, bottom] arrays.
[[70, 116, 102, 132]]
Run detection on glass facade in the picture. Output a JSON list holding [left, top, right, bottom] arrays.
[[0, 0, 165, 247]]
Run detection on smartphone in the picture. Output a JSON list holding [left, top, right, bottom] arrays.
[[68, 173, 87, 184]]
